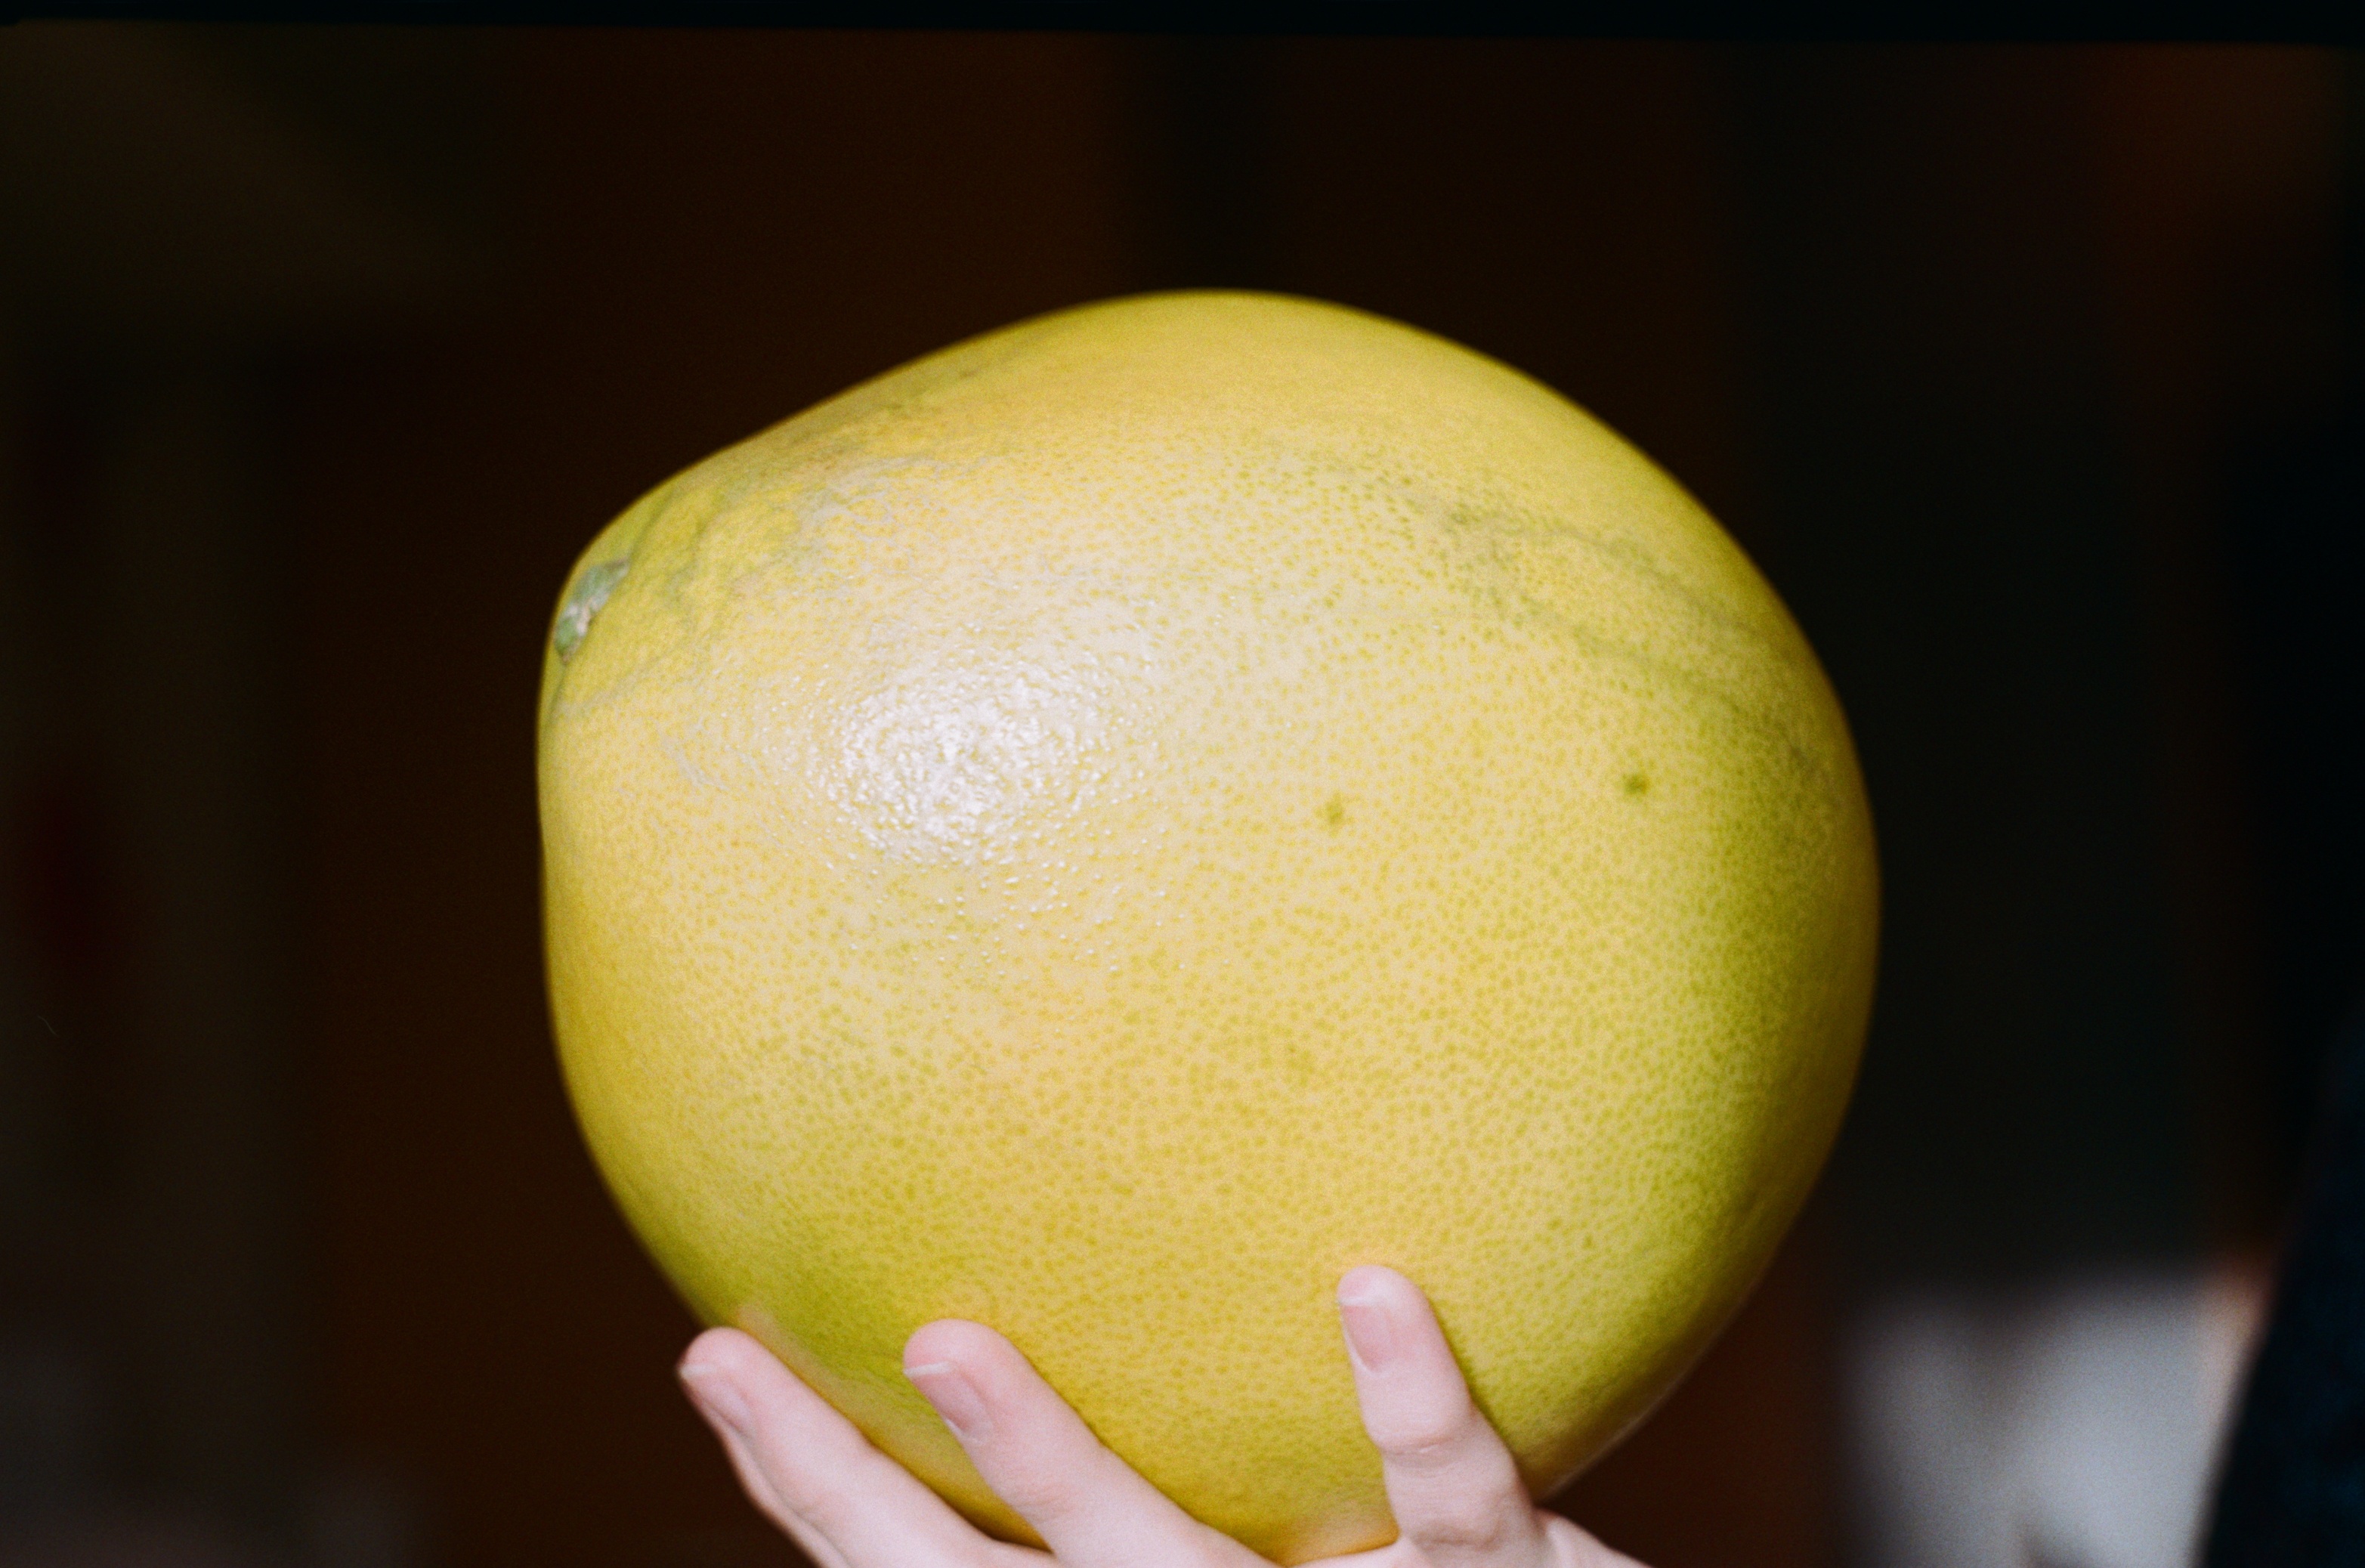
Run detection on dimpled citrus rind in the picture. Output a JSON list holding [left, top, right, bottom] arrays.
[[538, 292, 1876, 1562]]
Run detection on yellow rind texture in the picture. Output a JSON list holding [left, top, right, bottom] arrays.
[[538, 292, 1878, 1563]]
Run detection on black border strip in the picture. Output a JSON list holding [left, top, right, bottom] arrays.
[[4, 2, 2359, 45]]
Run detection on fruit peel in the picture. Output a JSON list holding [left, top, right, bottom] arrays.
[[539, 291, 1877, 1560]]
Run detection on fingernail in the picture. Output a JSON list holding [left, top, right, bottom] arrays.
[[905, 1360, 992, 1443], [1338, 1294, 1399, 1371], [679, 1362, 752, 1434]]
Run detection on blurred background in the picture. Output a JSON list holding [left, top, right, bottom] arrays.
[[0, 22, 2358, 1568]]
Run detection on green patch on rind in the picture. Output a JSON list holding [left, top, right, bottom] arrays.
[[554, 558, 629, 661]]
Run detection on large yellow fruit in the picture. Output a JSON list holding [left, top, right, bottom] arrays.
[[539, 292, 1876, 1561]]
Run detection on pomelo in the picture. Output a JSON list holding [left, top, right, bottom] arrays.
[[538, 292, 1876, 1561]]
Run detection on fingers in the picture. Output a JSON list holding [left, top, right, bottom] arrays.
[[679, 1297, 1642, 1568], [903, 1319, 1247, 1566], [679, 1327, 1000, 1568], [687, 1389, 854, 1568], [1335, 1267, 1557, 1567]]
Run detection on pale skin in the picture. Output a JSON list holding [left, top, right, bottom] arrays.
[[677, 1265, 1646, 1568]]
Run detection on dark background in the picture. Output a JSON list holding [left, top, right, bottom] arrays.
[[0, 24, 2359, 1568]]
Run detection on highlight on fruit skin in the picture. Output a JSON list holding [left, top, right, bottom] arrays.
[[537, 291, 1878, 1563]]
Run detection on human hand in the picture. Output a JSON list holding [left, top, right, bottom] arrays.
[[676, 1265, 1643, 1568]]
